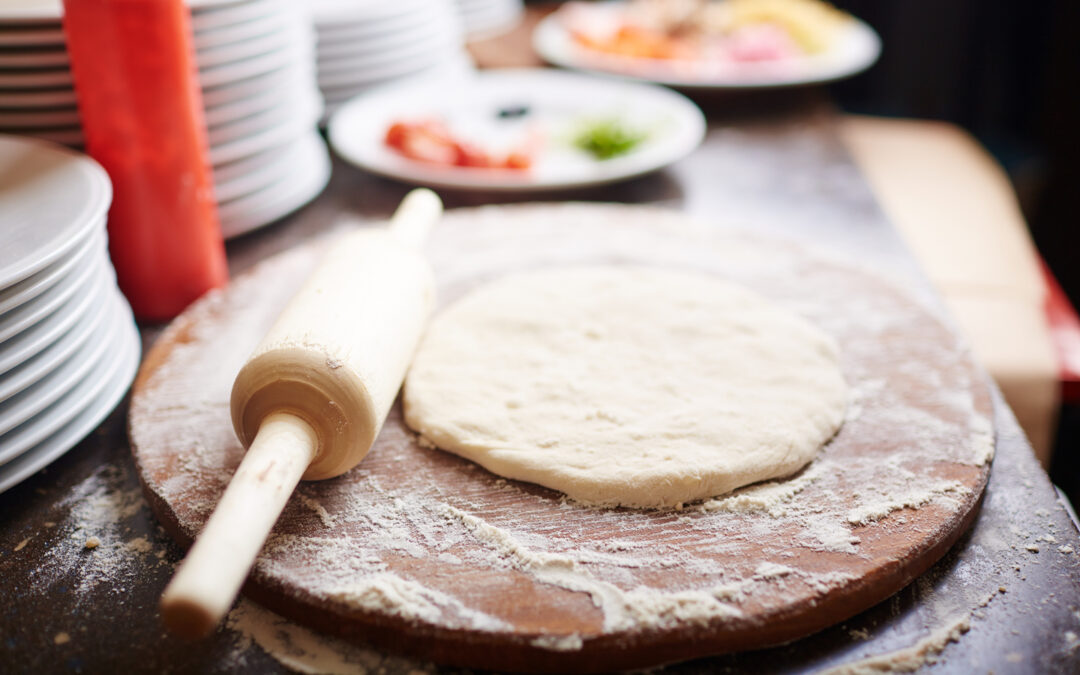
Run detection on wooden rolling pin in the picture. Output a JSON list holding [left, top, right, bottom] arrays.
[[160, 189, 442, 638]]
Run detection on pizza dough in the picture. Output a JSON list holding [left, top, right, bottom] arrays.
[[403, 266, 848, 508]]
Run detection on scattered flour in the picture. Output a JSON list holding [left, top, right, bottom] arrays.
[[128, 207, 1001, 662], [821, 615, 970, 674], [226, 599, 432, 675]]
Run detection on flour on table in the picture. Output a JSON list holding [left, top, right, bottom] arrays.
[[130, 204, 997, 656]]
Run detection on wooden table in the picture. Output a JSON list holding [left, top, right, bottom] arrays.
[[2, 90, 1079, 673]]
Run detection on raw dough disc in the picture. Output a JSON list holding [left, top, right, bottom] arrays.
[[403, 265, 848, 507]]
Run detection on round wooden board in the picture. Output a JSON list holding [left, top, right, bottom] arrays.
[[130, 204, 995, 673]]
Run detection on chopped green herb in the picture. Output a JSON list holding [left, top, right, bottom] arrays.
[[573, 119, 648, 160]]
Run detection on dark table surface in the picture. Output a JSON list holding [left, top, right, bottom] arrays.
[[2, 92, 1079, 674]]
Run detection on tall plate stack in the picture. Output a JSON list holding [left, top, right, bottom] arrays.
[[0, 135, 140, 494], [0, 0, 330, 239], [454, 0, 523, 40], [311, 0, 474, 121]]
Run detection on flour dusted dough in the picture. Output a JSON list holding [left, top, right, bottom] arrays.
[[403, 266, 848, 507]]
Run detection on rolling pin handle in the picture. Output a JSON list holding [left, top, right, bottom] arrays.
[[159, 412, 318, 639], [389, 188, 442, 249]]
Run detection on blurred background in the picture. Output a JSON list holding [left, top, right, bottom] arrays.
[[823, 0, 1080, 505]]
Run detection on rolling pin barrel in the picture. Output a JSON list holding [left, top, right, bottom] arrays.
[[160, 189, 441, 638], [231, 191, 438, 478]]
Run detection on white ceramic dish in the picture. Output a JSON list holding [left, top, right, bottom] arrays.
[[0, 107, 79, 128], [213, 130, 325, 202], [328, 68, 705, 192], [317, 30, 459, 75], [200, 61, 307, 108], [0, 259, 102, 377], [0, 27, 65, 47], [310, 0, 430, 24], [315, 18, 448, 59], [206, 87, 321, 147], [0, 135, 110, 288], [13, 127, 83, 145], [316, 47, 452, 88], [208, 90, 320, 165], [0, 278, 107, 404], [0, 49, 68, 68], [197, 37, 309, 89], [0, 88, 76, 108], [218, 136, 331, 238], [190, 0, 289, 32], [0, 273, 115, 438], [195, 22, 299, 69], [0, 297, 138, 492], [204, 74, 314, 128], [0, 67, 71, 88], [191, 7, 289, 50], [532, 4, 881, 90], [0, 228, 100, 318], [0, 0, 60, 21], [0, 288, 138, 472], [0, 236, 98, 344]]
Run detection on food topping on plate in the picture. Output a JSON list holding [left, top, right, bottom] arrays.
[[384, 118, 537, 171], [573, 118, 650, 160], [561, 0, 849, 66]]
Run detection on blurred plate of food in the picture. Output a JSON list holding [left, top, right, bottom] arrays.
[[328, 68, 705, 191], [534, 0, 880, 89]]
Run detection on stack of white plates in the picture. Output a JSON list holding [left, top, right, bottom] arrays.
[[0, 0, 331, 239], [454, 0, 523, 40], [0, 134, 140, 494], [311, 0, 474, 120]]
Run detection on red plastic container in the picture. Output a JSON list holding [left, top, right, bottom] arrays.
[[62, 0, 228, 321]]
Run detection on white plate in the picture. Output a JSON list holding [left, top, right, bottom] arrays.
[[0, 271, 116, 438], [328, 68, 705, 191], [0, 67, 71, 88], [218, 135, 331, 238], [316, 18, 454, 61], [191, 8, 289, 51], [11, 127, 82, 145], [198, 36, 310, 89], [316, 45, 461, 90], [0, 26, 65, 47], [200, 60, 309, 108], [0, 88, 76, 107], [0, 231, 98, 343], [0, 227, 99, 317], [208, 89, 319, 164], [313, 8, 442, 42], [213, 130, 325, 202], [0, 272, 108, 403], [0, 107, 79, 128], [0, 0, 61, 21], [319, 52, 474, 106], [196, 22, 301, 69], [204, 73, 315, 128], [207, 87, 321, 147], [0, 49, 68, 68], [311, 0, 429, 24], [190, 0, 289, 33], [0, 288, 138, 472], [533, 4, 881, 90], [317, 29, 460, 75], [0, 289, 138, 493], [0, 135, 110, 288], [0, 250, 103, 376]]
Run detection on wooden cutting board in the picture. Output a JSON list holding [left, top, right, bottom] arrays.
[[129, 204, 995, 673]]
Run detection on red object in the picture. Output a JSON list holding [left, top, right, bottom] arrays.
[[1042, 262, 1080, 404], [384, 119, 534, 170], [62, 0, 228, 321]]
